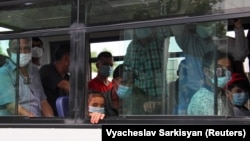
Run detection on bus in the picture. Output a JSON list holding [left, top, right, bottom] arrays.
[[0, 0, 250, 140]]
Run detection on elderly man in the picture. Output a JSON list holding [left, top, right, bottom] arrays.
[[0, 38, 54, 117]]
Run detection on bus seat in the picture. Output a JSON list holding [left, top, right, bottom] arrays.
[[56, 96, 69, 117]]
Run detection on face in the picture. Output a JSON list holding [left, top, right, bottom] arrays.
[[64, 54, 70, 72], [227, 86, 246, 101], [97, 57, 113, 78], [97, 57, 113, 69], [9, 39, 31, 54], [112, 77, 123, 91], [205, 57, 232, 88], [217, 57, 232, 72], [32, 40, 43, 48], [88, 96, 105, 108]]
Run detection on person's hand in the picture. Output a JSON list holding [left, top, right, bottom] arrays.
[[143, 101, 161, 113], [89, 112, 105, 124], [28, 112, 36, 117]]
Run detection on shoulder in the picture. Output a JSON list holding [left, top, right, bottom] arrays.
[[39, 63, 55, 73], [0, 59, 16, 73]]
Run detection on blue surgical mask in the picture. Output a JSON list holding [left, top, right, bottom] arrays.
[[100, 65, 112, 77], [88, 106, 105, 114], [116, 85, 132, 98], [232, 92, 249, 106], [210, 69, 231, 88], [135, 28, 152, 39], [10, 52, 17, 64]]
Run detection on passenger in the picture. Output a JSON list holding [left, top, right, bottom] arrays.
[[171, 19, 248, 113], [31, 37, 44, 69], [0, 38, 54, 117], [225, 73, 250, 116], [170, 59, 196, 115], [187, 50, 234, 116], [103, 64, 124, 116], [230, 19, 249, 74], [123, 10, 170, 114], [88, 90, 105, 124], [88, 51, 114, 93], [115, 65, 153, 115], [39, 43, 70, 116]]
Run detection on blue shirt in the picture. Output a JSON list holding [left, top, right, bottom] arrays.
[[0, 59, 16, 115]]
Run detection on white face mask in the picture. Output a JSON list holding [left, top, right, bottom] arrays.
[[19, 53, 32, 67], [116, 85, 132, 98], [10, 53, 31, 67], [88, 106, 105, 114], [32, 47, 43, 58]]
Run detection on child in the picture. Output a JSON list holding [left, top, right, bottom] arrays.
[[225, 73, 250, 116], [88, 90, 106, 124]]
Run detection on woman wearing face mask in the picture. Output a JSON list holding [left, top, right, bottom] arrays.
[[225, 73, 250, 116], [88, 90, 106, 124], [187, 50, 234, 116]]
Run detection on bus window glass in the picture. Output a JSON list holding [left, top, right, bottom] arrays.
[[118, 19, 239, 116], [84, 0, 250, 26], [0, 1, 73, 33], [88, 18, 250, 118]]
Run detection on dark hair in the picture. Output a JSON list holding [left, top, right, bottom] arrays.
[[88, 90, 103, 95], [228, 80, 250, 92], [32, 37, 43, 46], [202, 50, 234, 69], [88, 90, 105, 102], [227, 73, 250, 92], [54, 43, 70, 61], [113, 64, 124, 78], [97, 51, 112, 61]]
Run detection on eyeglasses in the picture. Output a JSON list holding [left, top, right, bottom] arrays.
[[211, 67, 231, 77]]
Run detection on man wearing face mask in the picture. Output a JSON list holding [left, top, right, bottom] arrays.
[[0, 38, 54, 117], [187, 50, 234, 116], [123, 10, 171, 115], [31, 37, 44, 69], [88, 51, 114, 93], [39, 44, 70, 116], [225, 73, 250, 116]]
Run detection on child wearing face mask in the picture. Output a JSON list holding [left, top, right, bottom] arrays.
[[225, 73, 250, 116], [88, 90, 106, 124]]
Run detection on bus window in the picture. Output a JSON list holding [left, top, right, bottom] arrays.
[[87, 16, 250, 118]]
